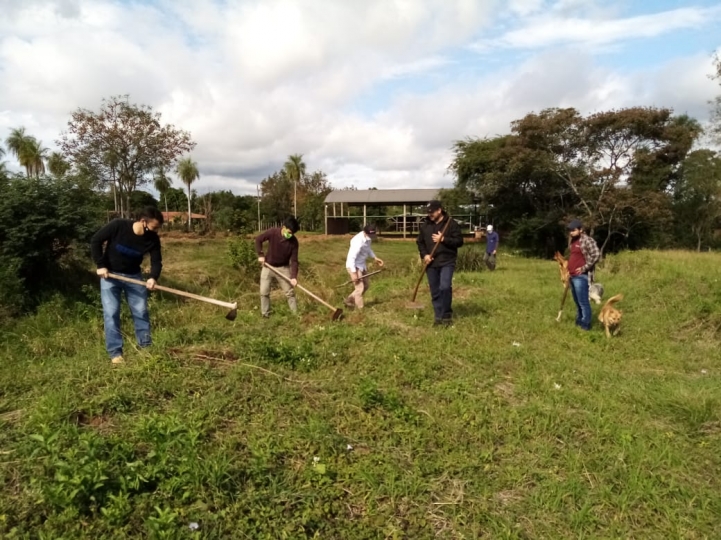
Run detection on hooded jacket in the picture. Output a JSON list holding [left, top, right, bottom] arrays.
[[416, 212, 464, 268]]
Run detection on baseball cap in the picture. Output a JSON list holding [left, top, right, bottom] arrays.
[[566, 219, 583, 231], [486, 224, 493, 232], [363, 224, 377, 235], [426, 200, 442, 212]]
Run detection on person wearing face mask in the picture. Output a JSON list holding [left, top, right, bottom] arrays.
[[90, 207, 164, 364], [255, 217, 300, 318]]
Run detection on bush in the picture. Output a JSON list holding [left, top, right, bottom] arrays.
[[0, 175, 103, 313], [227, 236, 258, 274], [0, 258, 24, 320], [456, 245, 486, 272]]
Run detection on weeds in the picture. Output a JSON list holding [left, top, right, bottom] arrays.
[[1, 238, 721, 538]]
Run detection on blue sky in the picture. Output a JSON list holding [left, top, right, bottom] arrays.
[[0, 0, 719, 192]]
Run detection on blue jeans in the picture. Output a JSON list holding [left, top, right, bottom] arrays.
[[570, 274, 592, 330], [426, 264, 455, 321], [100, 273, 151, 358]]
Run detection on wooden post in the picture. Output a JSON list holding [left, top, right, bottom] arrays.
[[363, 204, 367, 227], [333, 203, 336, 217], [324, 204, 328, 235], [403, 204, 407, 239]]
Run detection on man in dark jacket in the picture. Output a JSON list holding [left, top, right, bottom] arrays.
[[90, 207, 164, 364], [416, 200, 464, 326], [255, 216, 300, 318]]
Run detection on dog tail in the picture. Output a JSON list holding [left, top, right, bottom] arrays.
[[603, 293, 624, 307]]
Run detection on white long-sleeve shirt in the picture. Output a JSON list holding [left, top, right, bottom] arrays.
[[345, 231, 376, 271]]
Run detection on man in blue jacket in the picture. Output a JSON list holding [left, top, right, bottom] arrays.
[[484, 224, 499, 270], [416, 200, 464, 326]]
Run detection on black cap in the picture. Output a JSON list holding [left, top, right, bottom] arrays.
[[426, 200, 442, 212], [363, 224, 377, 235], [566, 219, 583, 231]]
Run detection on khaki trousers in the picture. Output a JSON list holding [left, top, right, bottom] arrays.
[[345, 269, 369, 309], [260, 265, 297, 316]]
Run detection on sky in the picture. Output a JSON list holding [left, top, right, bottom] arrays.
[[0, 0, 719, 195]]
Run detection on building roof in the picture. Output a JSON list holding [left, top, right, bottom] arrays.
[[324, 188, 441, 206]]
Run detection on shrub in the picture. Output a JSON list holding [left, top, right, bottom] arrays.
[[0, 175, 103, 312], [227, 236, 258, 274], [456, 245, 486, 272]]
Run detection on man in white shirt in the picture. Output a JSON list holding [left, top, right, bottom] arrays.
[[344, 224, 384, 309]]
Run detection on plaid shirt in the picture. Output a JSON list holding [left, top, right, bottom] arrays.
[[579, 233, 601, 282]]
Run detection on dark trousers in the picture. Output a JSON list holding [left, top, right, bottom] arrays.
[[426, 263, 455, 321]]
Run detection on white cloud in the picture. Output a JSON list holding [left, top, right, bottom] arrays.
[[0, 0, 718, 193], [473, 6, 721, 51]]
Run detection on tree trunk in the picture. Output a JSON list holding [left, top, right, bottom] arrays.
[[118, 187, 125, 218], [697, 233, 702, 253], [164, 193, 169, 215], [187, 184, 192, 232]]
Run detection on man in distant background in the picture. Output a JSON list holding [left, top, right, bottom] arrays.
[[255, 217, 300, 318], [344, 223, 384, 309], [484, 224, 499, 271]]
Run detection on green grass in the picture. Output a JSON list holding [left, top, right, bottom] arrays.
[[1, 236, 721, 539]]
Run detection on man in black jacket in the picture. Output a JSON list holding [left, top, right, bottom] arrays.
[[416, 200, 464, 326], [90, 207, 163, 364]]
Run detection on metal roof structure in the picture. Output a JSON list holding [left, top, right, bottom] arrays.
[[324, 188, 440, 206]]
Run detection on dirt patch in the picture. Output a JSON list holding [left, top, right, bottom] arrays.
[[68, 410, 115, 433], [0, 410, 23, 423], [167, 347, 239, 367], [494, 381, 520, 406], [495, 489, 523, 506]]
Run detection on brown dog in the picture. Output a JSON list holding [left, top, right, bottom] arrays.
[[598, 294, 623, 338], [554, 251, 569, 287]]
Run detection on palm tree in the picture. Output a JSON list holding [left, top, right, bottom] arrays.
[[153, 167, 172, 215], [176, 157, 200, 231], [6, 127, 34, 177], [47, 152, 70, 177], [284, 153, 306, 218], [24, 139, 48, 178]]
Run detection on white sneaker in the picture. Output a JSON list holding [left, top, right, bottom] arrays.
[[111, 356, 124, 364]]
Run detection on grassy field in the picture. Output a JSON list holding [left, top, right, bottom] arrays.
[[1, 235, 721, 539]]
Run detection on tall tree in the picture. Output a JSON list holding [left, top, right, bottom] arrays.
[[24, 139, 48, 178], [259, 170, 294, 223], [58, 95, 195, 217], [298, 170, 332, 231], [511, 107, 701, 251], [674, 149, 721, 251], [176, 157, 199, 231], [5, 127, 35, 177], [47, 151, 70, 177], [153, 166, 172, 215], [284, 153, 306, 218]]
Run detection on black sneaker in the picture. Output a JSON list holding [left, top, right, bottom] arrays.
[[433, 319, 443, 326], [442, 318, 454, 327]]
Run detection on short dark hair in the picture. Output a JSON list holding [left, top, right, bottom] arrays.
[[139, 206, 164, 225], [283, 216, 300, 233]]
